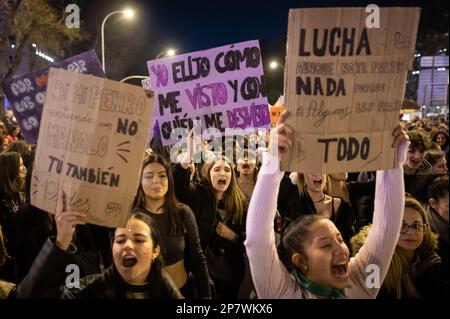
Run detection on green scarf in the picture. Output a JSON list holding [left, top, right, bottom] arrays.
[[291, 269, 347, 299]]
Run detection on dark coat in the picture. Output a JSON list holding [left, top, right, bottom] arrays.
[[277, 174, 356, 244], [172, 164, 247, 284], [377, 250, 444, 299], [16, 238, 183, 299], [0, 192, 24, 282], [14, 204, 113, 282]]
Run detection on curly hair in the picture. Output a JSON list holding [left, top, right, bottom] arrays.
[[407, 130, 431, 153]]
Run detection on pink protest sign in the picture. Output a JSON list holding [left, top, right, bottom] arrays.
[[147, 40, 270, 146]]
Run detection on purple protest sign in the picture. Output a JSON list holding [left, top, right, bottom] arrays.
[[2, 50, 105, 144], [147, 40, 270, 146]]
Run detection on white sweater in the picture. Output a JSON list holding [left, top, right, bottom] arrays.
[[245, 143, 408, 299]]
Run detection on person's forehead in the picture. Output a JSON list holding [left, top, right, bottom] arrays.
[[143, 162, 165, 172], [409, 146, 425, 153], [404, 207, 422, 222], [116, 219, 150, 235], [213, 160, 230, 168], [309, 220, 339, 242]]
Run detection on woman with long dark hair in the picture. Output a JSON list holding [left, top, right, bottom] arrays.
[[133, 153, 210, 298], [173, 133, 247, 299], [0, 152, 27, 282], [16, 191, 183, 299]]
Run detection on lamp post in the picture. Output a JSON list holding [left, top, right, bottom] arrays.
[[119, 75, 148, 83], [155, 49, 176, 59], [119, 50, 177, 83], [270, 60, 285, 72], [101, 8, 135, 73]]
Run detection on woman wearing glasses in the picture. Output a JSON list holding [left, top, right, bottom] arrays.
[[352, 196, 444, 299]]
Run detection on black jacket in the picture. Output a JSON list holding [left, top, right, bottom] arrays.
[[277, 174, 356, 244], [172, 164, 246, 284], [377, 250, 444, 299], [0, 192, 24, 282], [14, 204, 113, 282], [16, 238, 183, 299]]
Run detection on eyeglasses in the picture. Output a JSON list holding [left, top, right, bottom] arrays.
[[400, 223, 427, 234]]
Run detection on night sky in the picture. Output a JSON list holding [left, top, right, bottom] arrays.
[[75, 0, 448, 103]]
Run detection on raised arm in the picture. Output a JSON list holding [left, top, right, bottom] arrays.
[[16, 190, 86, 298], [245, 111, 302, 299], [347, 127, 409, 299], [171, 129, 199, 208]]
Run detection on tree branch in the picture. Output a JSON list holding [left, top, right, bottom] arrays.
[[2, 32, 30, 83]]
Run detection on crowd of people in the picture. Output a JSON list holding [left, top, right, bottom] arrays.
[[0, 108, 448, 299]]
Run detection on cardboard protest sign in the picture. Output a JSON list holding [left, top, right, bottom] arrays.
[[147, 40, 270, 146], [2, 50, 105, 144], [31, 68, 154, 228], [281, 7, 420, 173]]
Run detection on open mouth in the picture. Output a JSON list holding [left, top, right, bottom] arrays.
[[313, 177, 323, 187], [409, 160, 421, 167], [242, 163, 250, 170], [217, 178, 227, 186], [331, 263, 348, 278], [402, 238, 417, 243], [122, 256, 138, 268]]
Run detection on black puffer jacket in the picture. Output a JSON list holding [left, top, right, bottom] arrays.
[[16, 238, 183, 299]]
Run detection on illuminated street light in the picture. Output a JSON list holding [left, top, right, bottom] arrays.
[[122, 9, 134, 18], [101, 8, 135, 73], [270, 60, 285, 72], [156, 49, 177, 59]]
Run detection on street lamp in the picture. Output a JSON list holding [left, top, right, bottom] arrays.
[[119, 49, 177, 83], [119, 75, 148, 83], [156, 49, 177, 59], [101, 8, 135, 73], [270, 60, 285, 72]]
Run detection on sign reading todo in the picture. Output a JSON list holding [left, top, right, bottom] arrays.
[[281, 7, 420, 173], [31, 68, 154, 228], [147, 40, 271, 146]]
